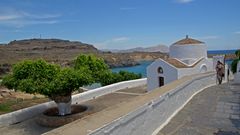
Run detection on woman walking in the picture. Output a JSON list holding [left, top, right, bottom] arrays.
[[215, 61, 224, 84]]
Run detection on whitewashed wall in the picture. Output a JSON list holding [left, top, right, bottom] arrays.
[[169, 44, 207, 60], [147, 59, 178, 91], [89, 72, 216, 135], [147, 58, 213, 92], [72, 78, 147, 104], [234, 61, 240, 84], [178, 58, 214, 79], [0, 78, 147, 125]]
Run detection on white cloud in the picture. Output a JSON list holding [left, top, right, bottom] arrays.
[[111, 37, 129, 42], [0, 14, 21, 21], [198, 35, 219, 40], [176, 0, 194, 4], [120, 7, 136, 11], [21, 12, 61, 19], [0, 8, 60, 27], [234, 31, 240, 34], [91, 37, 130, 49]]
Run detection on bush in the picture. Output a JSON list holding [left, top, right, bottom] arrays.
[[119, 71, 142, 80], [231, 59, 240, 74], [99, 71, 142, 86], [235, 50, 240, 59], [231, 50, 240, 74]]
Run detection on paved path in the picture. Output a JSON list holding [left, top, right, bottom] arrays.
[[158, 83, 240, 135]]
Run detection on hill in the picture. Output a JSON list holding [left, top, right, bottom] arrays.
[[0, 39, 167, 76], [103, 45, 169, 53]]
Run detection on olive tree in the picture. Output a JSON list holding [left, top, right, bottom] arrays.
[[2, 59, 93, 116]]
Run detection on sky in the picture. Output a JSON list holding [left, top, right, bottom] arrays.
[[0, 0, 239, 50]]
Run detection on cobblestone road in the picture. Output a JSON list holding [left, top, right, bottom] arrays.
[[158, 83, 240, 135]]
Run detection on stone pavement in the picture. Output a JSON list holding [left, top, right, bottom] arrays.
[[158, 83, 240, 135]]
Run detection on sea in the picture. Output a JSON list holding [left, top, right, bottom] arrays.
[[111, 50, 237, 78]]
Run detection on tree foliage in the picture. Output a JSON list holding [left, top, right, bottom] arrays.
[[2, 54, 142, 99], [231, 59, 240, 74], [235, 49, 240, 59], [74, 54, 109, 83], [2, 59, 93, 98], [73, 54, 141, 86], [231, 50, 240, 74], [99, 71, 142, 86]]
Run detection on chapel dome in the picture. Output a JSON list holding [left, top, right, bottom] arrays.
[[169, 35, 207, 61], [172, 35, 204, 45]]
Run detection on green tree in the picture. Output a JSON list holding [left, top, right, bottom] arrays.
[[73, 54, 142, 86], [235, 49, 240, 59], [74, 54, 110, 83], [2, 59, 93, 115], [231, 50, 240, 74], [2, 54, 142, 115]]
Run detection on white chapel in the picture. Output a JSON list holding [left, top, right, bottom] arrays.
[[147, 36, 214, 91]]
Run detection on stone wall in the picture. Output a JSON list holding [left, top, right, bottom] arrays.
[[89, 72, 216, 135]]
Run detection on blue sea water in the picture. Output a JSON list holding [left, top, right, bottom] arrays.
[[112, 61, 153, 77], [111, 50, 237, 77], [207, 50, 237, 55]]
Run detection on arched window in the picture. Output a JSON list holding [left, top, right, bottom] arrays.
[[158, 67, 163, 74], [200, 65, 207, 73]]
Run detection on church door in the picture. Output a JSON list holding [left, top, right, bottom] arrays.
[[159, 77, 164, 87]]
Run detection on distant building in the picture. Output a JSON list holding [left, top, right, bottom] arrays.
[[147, 36, 214, 91]]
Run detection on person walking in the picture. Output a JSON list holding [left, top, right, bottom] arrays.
[[215, 61, 224, 84]]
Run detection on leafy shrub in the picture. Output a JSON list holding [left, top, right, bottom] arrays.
[[231, 50, 240, 74], [100, 71, 142, 86], [231, 59, 240, 74]]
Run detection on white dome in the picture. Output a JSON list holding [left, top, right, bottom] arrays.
[[169, 36, 207, 60]]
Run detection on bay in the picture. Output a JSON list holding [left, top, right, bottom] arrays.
[[111, 50, 237, 77]]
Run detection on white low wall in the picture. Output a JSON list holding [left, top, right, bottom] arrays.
[[89, 73, 216, 135], [72, 78, 147, 104], [0, 78, 147, 125]]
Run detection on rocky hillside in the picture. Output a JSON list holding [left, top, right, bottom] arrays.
[[0, 39, 98, 65], [0, 39, 167, 76], [98, 52, 167, 68], [103, 45, 169, 53]]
